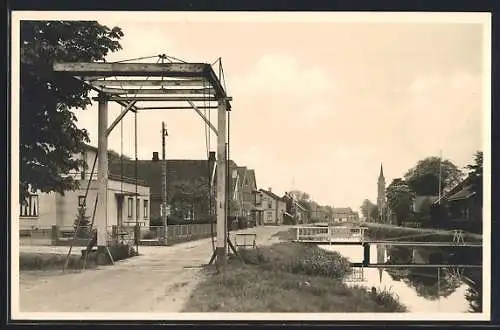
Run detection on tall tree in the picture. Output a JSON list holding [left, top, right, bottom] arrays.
[[404, 157, 463, 196], [20, 21, 124, 201], [466, 151, 483, 204], [386, 179, 414, 226], [360, 199, 377, 220]]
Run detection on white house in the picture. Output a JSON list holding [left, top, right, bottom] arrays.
[[19, 145, 151, 232]]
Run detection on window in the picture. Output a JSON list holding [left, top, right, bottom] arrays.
[[128, 197, 133, 218], [143, 200, 149, 219], [20, 195, 39, 217], [268, 200, 273, 209], [266, 211, 273, 221], [78, 196, 86, 207], [136, 199, 141, 219]]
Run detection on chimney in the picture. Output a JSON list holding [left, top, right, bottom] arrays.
[[268, 187, 272, 192], [152, 152, 159, 161]]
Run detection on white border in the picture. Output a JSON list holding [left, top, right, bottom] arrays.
[[10, 11, 492, 322]]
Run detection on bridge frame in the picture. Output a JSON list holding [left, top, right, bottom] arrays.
[[53, 59, 232, 267]]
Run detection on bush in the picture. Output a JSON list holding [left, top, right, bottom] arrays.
[[368, 287, 407, 312], [236, 242, 351, 279]]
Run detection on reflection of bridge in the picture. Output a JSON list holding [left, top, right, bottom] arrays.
[[294, 225, 483, 269]]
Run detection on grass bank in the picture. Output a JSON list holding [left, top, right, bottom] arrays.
[[19, 252, 97, 271], [19, 245, 138, 271], [362, 222, 482, 242], [182, 242, 406, 313]]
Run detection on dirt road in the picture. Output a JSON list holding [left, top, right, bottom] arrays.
[[19, 225, 288, 313]]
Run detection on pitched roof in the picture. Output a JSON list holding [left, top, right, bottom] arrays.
[[247, 169, 257, 189], [433, 174, 475, 205], [447, 185, 476, 202], [333, 207, 353, 214], [259, 189, 284, 201], [110, 159, 214, 198]]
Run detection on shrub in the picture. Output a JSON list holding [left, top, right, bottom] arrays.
[[236, 242, 351, 279], [368, 287, 407, 312]]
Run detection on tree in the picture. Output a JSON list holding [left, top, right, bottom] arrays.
[[404, 157, 463, 196], [369, 206, 380, 222], [20, 21, 124, 202], [386, 179, 414, 226], [360, 199, 377, 220], [466, 151, 483, 204], [74, 206, 91, 238], [108, 149, 132, 163]]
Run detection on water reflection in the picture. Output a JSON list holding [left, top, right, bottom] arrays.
[[320, 243, 482, 313]]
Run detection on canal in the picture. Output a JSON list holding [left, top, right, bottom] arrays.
[[320, 243, 482, 313]]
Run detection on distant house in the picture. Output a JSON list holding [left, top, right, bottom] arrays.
[[432, 174, 481, 232], [253, 188, 286, 225], [231, 166, 258, 222], [332, 207, 358, 223], [20, 144, 151, 231]]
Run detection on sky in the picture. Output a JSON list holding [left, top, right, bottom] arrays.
[[66, 13, 488, 212]]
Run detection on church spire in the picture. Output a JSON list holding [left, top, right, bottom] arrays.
[[379, 163, 384, 179]]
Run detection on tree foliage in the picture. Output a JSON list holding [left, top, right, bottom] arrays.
[[20, 21, 124, 202], [360, 199, 377, 220], [386, 179, 414, 226], [404, 157, 463, 196], [466, 151, 483, 204]]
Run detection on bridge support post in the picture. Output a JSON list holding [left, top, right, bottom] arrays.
[[362, 243, 370, 267]]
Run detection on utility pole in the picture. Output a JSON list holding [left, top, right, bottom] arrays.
[[161, 122, 168, 245]]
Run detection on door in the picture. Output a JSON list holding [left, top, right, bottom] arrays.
[[116, 195, 124, 229]]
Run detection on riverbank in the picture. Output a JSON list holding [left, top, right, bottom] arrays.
[[362, 222, 482, 242], [182, 242, 407, 312]]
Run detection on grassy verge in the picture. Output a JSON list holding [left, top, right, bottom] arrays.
[[362, 223, 482, 242], [182, 242, 407, 313], [19, 245, 138, 271], [19, 252, 97, 271]]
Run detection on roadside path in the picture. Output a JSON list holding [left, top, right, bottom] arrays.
[[19, 225, 289, 313]]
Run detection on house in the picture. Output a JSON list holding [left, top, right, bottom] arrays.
[[253, 188, 286, 225], [235, 167, 258, 221], [109, 152, 244, 224], [19, 144, 151, 231], [431, 174, 481, 232], [332, 207, 358, 223], [309, 203, 333, 223]]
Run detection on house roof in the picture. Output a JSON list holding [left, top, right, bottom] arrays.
[[259, 189, 285, 202], [447, 186, 476, 202], [109, 159, 217, 198], [333, 207, 353, 214], [433, 174, 475, 205]]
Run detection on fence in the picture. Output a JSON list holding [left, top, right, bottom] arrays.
[[21, 223, 219, 247], [19, 228, 53, 246]]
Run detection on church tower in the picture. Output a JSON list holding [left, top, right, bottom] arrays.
[[377, 163, 386, 220]]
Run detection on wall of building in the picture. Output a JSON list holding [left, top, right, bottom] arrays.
[[19, 178, 150, 230], [19, 192, 57, 230]]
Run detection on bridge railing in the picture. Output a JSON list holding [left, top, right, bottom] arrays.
[[295, 225, 367, 243]]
